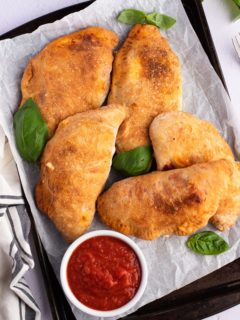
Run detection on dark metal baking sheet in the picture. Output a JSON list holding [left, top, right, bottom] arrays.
[[1, 1, 239, 319]]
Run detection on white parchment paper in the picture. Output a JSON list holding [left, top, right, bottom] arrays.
[[1, 0, 240, 319]]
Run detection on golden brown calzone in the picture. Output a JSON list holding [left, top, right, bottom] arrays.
[[21, 27, 119, 136], [108, 24, 182, 152], [36, 104, 126, 242]]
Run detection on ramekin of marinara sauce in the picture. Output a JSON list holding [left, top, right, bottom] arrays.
[[60, 230, 148, 318]]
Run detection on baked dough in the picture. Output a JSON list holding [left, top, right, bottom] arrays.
[[21, 27, 119, 136], [97, 160, 233, 240], [150, 111, 234, 170], [35, 104, 126, 242], [108, 24, 182, 152], [211, 162, 240, 231]]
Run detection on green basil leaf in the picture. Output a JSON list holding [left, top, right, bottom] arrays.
[[233, 0, 240, 8], [146, 13, 176, 30], [113, 145, 152, 177], [231, 0, 240, 21], [13, 98, 48, 162], [118, 9, 147, 25], [186, 231, 230, 255], [117, 8, 176, 30]]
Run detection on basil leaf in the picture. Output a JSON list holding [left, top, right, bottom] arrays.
[[231, 0, 240, 21], [186, 231, 230, 255], [118, 9, 147, 25], [146, 13, 176, 30], [113, 145, 152, 177], [13, 98, 48, 162], [117, 8, 176, 30], [233, 0, 240, 7]]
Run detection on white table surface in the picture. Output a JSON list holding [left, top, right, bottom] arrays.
[[1, 0, 240, 319]]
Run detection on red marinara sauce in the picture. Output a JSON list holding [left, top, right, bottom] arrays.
[[67, 236, 141, 311]]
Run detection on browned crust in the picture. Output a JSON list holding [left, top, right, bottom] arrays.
[[35, 104, 126, 242], [21, 27, 119, 136], [97, 160, 233, 240], [108, 24, 182, 152], [149, 111, 234, 170]]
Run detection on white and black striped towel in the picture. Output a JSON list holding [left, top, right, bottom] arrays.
[[0, 125, 40, 320]]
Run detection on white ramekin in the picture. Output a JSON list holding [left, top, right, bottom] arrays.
[[60, 230, 148, 318]]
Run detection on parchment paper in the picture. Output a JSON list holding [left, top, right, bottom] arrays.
[[1, 0, 240, 319]]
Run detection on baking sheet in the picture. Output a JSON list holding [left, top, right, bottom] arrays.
[[0, 0, 240, 319]]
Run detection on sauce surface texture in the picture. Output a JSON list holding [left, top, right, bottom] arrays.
[[67, 235, 141, 311]]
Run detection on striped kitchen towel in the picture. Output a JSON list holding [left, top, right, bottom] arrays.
[[0, 125, 41, 320]]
